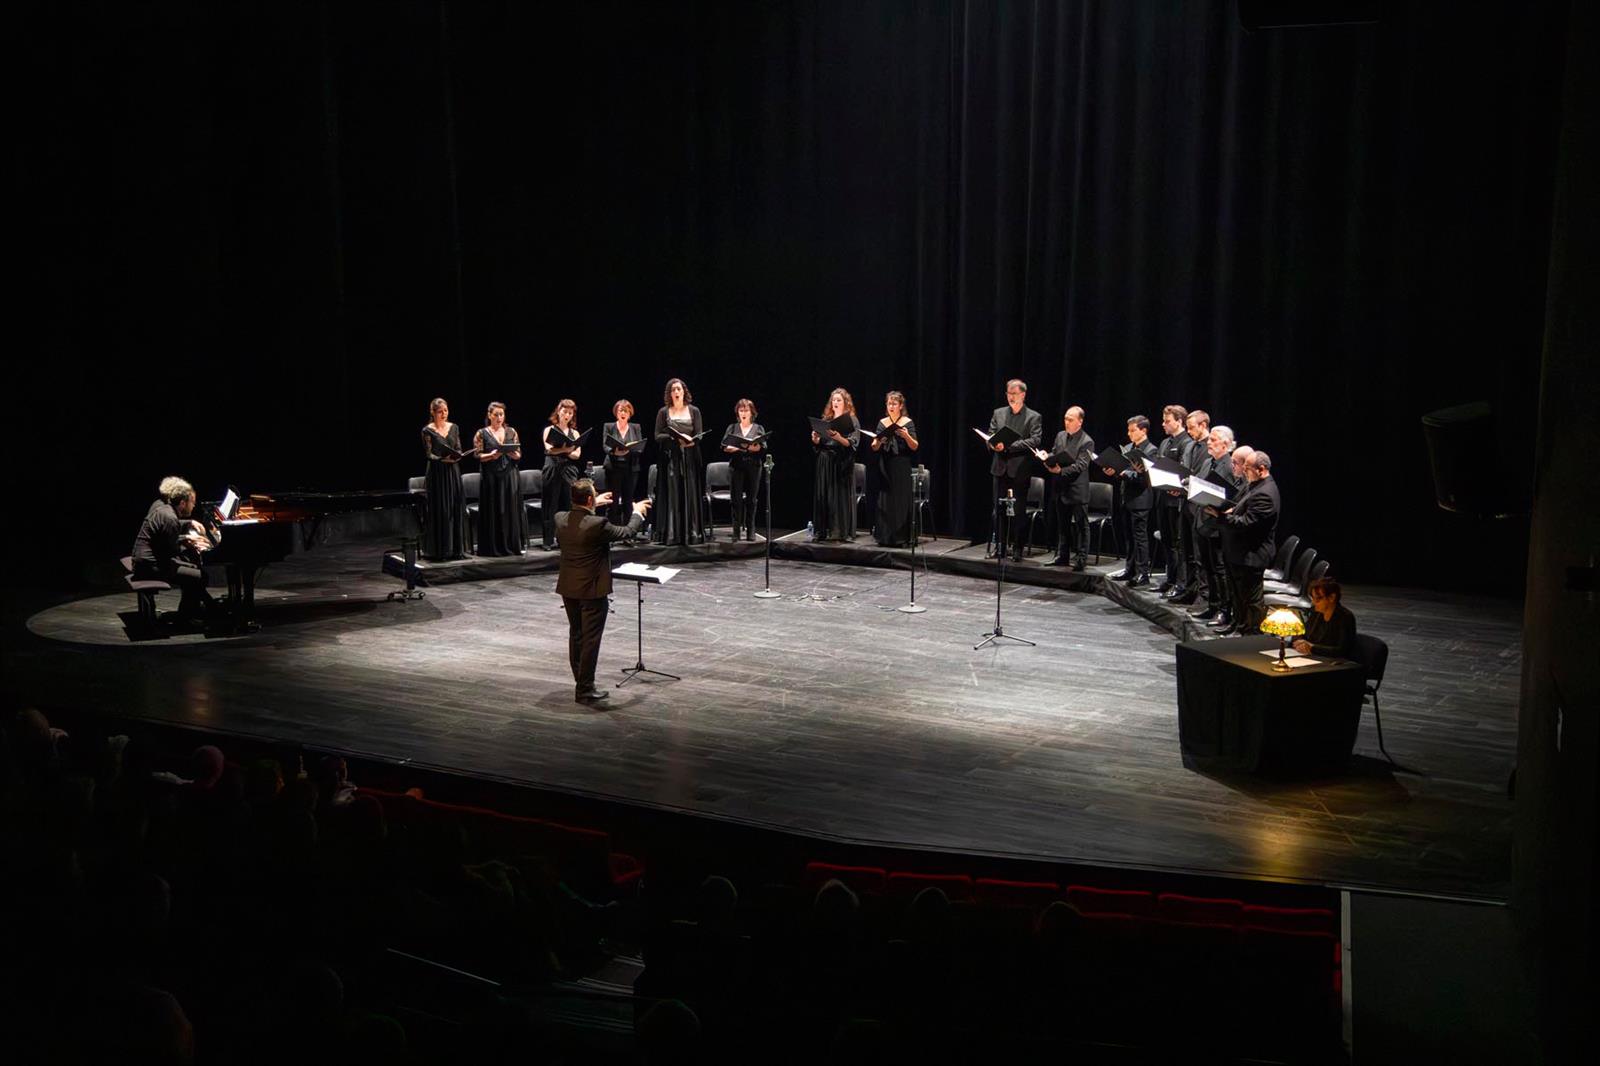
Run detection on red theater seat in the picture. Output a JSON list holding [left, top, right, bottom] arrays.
[[974, 878, 1061, 908], [1065, 884, 1157, 918], [1158, 892, 1245, 926], [1241, 904, 1337, 935], [886, 871, 974, 901], [802, 861, 887, 896]]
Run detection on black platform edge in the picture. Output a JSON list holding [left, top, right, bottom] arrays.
[[385, 535, 770, 585], [772, 537, 1217, 643]]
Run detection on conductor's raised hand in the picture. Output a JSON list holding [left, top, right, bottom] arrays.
[[633, 499, 652, 516], [594, 491, 615, 508]]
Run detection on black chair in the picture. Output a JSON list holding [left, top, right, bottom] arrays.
[[1086, 482, 1115, 563], [1023, 476, 1047, 555], [853, 463, 867, 534], [705, 461, 733, 529], [1264, 545, 1317, 596], [407, 476, 426, 494], [1353, 633, 1398, 765], [912, 465, 936, 540], [589, 466, 608, 494], [1266, 559, 1329, 611], [121, 556, 169, 625], [1263, 533, 1301, 584], [519, 468, 543, 537]]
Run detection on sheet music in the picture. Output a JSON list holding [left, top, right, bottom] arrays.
[[973, 428, 995, 442], [218, 488, 239, 519], [1147, 465, 1184, 489], [613, 562, 680, 583]]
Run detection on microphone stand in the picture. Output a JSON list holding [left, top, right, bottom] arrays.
[[975, 490, 1034, 649], [753, 451, 780, 599], [898, 464, 927, 613]]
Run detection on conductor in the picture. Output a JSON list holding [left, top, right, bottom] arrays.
[[555, 477, 650, 704]]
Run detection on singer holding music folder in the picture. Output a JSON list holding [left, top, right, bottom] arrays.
[[721, 398, 766, 541], [984, 378, 1042, 561], [541, 399, 586, 551], [810, 387, 861, 541], [653, 377, 707, 546], [603, 399, 645, 527], [869, 391, 919, 547], [421, 396, 470, 561], [474, 401, 525, 557], [555, 477, 651, 705]]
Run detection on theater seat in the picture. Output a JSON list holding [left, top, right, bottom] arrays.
[[1065, 884, 1157, 918], [802, 861, 886, 896]]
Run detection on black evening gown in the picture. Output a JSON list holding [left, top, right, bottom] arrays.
[[422, 425, 469, 560], [872, 417, 916, 547], [602, 420, 644, 526], [653, 405, 706, 545], [474, 427, 526, 556], [652, 404, 704, 544], [811, 414, 859, 540]]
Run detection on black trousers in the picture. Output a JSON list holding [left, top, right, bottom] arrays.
[[1056, 496, 1089, 560], [1228, 563, 1266, 632], [135, 557, 211, 615], [1126, 508, 1152, 575], [562, 595, 610, 693], [1179, 507, 1202, 596], [1198, 534, 1229, 611], [542, 463, 580, 547], [729, 457, 762, 536], [1157, 502, 1185, 583], [993, 472, 1029, 556], [604, 459, 639, 528]]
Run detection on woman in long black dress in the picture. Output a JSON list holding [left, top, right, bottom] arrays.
[[541, 398, 584, 550], [810, 387, 860, 542], [603, 399, 644, 528], [870, 390, 919, 547], [474, 401, 526, 556], [721, 398, 765, 541], [420, 397, 469, 560], [652, 378, 706, 545]]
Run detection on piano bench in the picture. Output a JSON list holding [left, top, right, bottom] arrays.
[[125, 574, 172, 623]]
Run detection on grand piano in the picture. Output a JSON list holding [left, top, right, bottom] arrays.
[[204, 489, 421, 628]]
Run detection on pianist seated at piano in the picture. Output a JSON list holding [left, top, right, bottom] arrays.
[[131, 476, 218, 623]]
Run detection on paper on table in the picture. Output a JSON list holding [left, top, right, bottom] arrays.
[[1277, 656, 1324, 669], [1258, 648, 1305, 658]]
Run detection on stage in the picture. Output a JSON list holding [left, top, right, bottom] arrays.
[[9, 530, 1520, 899]]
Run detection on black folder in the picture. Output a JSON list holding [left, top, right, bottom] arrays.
[[546, 426, 595, 451], [605, 435, 646, 452], [1093, 448, 1132, 473], [809, 415, 857, 438], [722, 431, 769, 450], [975, 425, 1022, 449]]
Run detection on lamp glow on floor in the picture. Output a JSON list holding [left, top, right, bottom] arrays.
[[1261, 608, 1306, 671]]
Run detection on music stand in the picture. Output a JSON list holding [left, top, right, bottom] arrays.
[[899, 466, 928, 613], [613, 562, 682, 687], [754, 452, 780, 598], [975, 492, 1035, 649]]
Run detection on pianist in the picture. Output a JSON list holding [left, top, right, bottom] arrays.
[[131, 476, 217, 622]]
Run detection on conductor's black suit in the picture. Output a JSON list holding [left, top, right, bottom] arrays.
[[555, 507, 644, 696]]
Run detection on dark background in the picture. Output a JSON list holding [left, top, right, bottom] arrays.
[[15, 0, 1567, 593]]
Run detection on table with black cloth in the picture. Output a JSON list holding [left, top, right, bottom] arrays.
[[1175, 635, 1364, 774]]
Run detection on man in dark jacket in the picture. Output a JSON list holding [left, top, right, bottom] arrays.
[[1154, 404, 1192, 593], [1167, 408, 1212, 604], [1043, 406, 1095, 570], [131, 475, 217, 620], [987, 378, 1043, 562], [1106, 415, 1158, 585], [556, 478, 650, 704], [1213, 450, 1280, 635], [1192, 429, 1240, 625]]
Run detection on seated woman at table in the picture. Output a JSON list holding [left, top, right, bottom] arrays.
[[1293, 576, 1357, 659]]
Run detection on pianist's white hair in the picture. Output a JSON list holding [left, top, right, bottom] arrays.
[[159, 476, 195, 505]]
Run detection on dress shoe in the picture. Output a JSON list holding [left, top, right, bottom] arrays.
[[1048, 555, 1070, 566], [1130, 573, 1151, 588], [575, 688, 611, 705], [1207, 615, 1233, 629], [1156, 581, 1174, 594], [1109, 570, 1133, 581], [1072, 558, 1087, 572], [1170, 590, 1198, 606], [1192, 606, 1220, 621], [1214, 624, 1241, 637]]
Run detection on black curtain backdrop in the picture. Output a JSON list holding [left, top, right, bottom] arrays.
[[16, 1, 1565, 592]]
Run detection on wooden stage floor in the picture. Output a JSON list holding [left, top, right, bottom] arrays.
[[9, 534, 1521, 898]]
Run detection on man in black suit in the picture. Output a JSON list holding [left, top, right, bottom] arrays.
[[1192, 429, 1239, 625], [1105, 415, 1158, 586], [1154, 404, 1192, 594], [131, 475, 218, 622], [1212, 449, 1280, 635], [987, 378, 1043, 561], [1166, 408, 1211, 604], [1043, 405, 1095, 570], [555, 478, 650, 704]]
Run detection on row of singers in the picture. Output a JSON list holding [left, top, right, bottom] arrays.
[[417, 381, 924, 561]]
